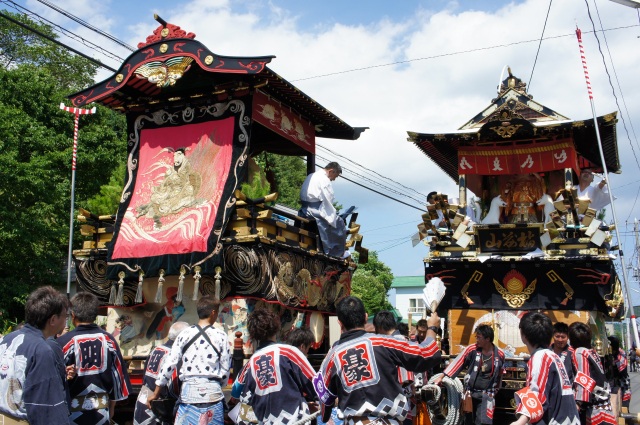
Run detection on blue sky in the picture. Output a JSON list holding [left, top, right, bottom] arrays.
[[4, 1, 640, 305]]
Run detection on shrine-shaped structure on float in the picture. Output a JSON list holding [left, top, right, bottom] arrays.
[[68, 16, 368, 370], [408, 68, 622, 420]]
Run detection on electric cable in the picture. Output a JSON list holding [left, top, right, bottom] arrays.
[[0, 0, 124, 64], [35, 0, 135, 51], [528, 0, 553, 91], [0, 10, 116, 72]]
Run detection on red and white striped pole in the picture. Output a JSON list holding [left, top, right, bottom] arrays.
[[575, 28, 639, 349], [60, 103, 96, 298]]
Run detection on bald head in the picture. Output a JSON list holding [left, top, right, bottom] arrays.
[[168, 321, 189, 340]]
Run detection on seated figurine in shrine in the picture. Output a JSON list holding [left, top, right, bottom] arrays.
[[503, 174, 544, 223]]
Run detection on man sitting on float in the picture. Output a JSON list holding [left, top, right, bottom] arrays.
[[299, 162, 349, 258]]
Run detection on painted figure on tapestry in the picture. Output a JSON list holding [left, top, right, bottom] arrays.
[[110, 120, 234, 260], [136, 147, 202, 229]]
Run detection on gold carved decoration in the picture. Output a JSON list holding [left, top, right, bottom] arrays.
[[491, 124, 522, 139], [493, 270, 536, 308], [159, 43, 169, 53], [134, 56, 194, 88], [205, 55, 214, 65], [161, 28, 169, 38], [546, 270, 574, 305], [605, 276, 624, 317], [115, 74, 124, 83], [461, 270, 483, 305]]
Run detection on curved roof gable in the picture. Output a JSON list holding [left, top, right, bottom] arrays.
[[67, 16, 366, 141]]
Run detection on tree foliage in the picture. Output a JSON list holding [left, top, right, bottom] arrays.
[[254, 153, 307, 209], [0, 12, 95, 90], [350, 251, 394, 315], [0, 12, 126, 324]]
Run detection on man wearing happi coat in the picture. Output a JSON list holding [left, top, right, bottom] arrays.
[[58, 292, 131, 425]]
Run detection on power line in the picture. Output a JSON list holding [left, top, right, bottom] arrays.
[[317, 143, 428, 200], [527, 0, 553, 92], [0, 10, 116, 72], [312, 157, 425, 212], [584, 0, 640, 172], [584, 0, 640, 222], [290, 25, 638, 82], [35, 0, 135, 52], [1, 0, 124, 64]]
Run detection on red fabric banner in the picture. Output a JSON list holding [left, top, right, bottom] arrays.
[[252, 90, 315, 153], [111, 119, 234, 259], [458, 140, 579, 175]]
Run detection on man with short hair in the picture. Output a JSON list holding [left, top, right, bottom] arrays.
[[510, 312, 579, 425], [233, 309, 318, 424], [147, 295, 231, 425], [569, 322, 616, 425], [299, 162, 348, 257], [315, 296, 441, 425], [412, 319, 429, 343], [57, 291, 131, 425], [133, 321, 189, 425], [0, 286, 70, 424], [286, 327, 316, 355], [436, 325, 505, 425], [550, 322, 574, 382]]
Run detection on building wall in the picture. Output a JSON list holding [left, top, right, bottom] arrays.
[[394, 287, 427, 322]]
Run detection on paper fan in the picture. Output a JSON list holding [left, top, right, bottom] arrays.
[[423, 277, 446, 313]]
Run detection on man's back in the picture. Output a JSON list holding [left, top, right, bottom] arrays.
[[158, 324, 231, 404], [134, 340, 178, 425], [239, 342, 316, 424], [318, 329, 440, 422], [0, 326, 70, 424], [57, 323, 131, 425], [517, 348, 579, 425]]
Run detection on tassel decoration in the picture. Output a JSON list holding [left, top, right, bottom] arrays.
[[155, 269, 165, 303], [109, 281, 117, 305], [214, 266, 222, 302], [116, 271, 125, 306], [135, 270, 145, 304], [192, 266, 202, 301], [176, 266, 186, 303]]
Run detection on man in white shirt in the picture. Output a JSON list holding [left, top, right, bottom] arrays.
[[576, 168, 611, 211], [147, 295, 231, 425], [299, 162, 348, 257]]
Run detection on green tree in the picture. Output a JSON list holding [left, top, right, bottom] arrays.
[[254, 153, 307, 209], [350, 251, 394, 314], [85, 162, 126, 216], [0, 13, 126, 322], [0, 12, 95, 90]]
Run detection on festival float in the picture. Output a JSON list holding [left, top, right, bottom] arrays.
[[408, 67, 630, 423], [66, 15, 368, 405]]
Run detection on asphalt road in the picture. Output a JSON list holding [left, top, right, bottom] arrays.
[[630, 371, 639, 414]]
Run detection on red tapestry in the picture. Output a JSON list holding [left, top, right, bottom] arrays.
[[111, 119, 234, 259], [457, 140, 579, 175]]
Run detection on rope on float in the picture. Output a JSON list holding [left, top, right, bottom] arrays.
[[425, 373, 464, 425]]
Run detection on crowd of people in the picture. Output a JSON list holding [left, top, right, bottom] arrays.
[[0, 287, 635, 425]]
